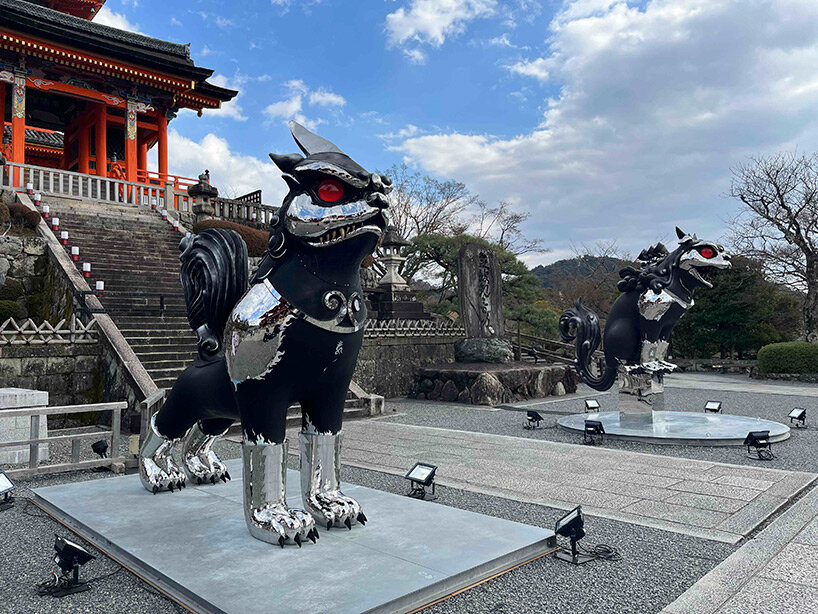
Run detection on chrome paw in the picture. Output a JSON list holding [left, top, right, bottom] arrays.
[[248, 504, 318, 547], [183, 448, 230, 485], [306, 491, 365, 530], [139, 452, 186, 494]]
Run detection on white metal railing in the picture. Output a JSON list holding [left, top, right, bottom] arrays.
[[1, 401, 127, 478], [0, 315, 98, 345], [1, 161, 165, 208], [364, 318, 465, 338]]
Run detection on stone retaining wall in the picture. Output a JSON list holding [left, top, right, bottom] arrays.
[[0, 343, 102, 407], [354, 336, 457, 399], [0, 235, 48, 320], [750, 369, 818, 383]]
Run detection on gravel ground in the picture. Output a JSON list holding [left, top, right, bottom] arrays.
[[381, 379, 818, 473], [2, 373, 811, 613]]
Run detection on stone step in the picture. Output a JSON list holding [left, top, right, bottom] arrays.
[[136, 351, 197, 363]]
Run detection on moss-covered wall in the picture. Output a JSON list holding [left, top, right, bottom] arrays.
[[0, 236, 48, 322]]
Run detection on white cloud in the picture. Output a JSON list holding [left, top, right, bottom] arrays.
[[93, 7, 141, 33], [386, 0, 497, 48], [309, 90, 346, 107], [507, 57, 550, 82], [487, 33, 514, 47], [403, 48, 428, 64], [397, 0, 818, 265], [215, 16, 234, 28], [167, 129, 286, 204], [265, 95, 304, 120], [202, 73, 248, 121], [200, 45, 215, 57], [379, 124, 424, 140], [170, 16, 182, 27]]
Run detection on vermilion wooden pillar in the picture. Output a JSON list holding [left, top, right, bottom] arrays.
[[137, 137, 147, 175], [125, 100, 137, 183], [11, 75, 25, 164], [157, 112, 168, 181], [78, 121, 90, 174], [0, 82, 6, 140], [95, 103, 107, 177]]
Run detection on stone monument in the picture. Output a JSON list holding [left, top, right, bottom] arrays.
[[187, 169, 218, 224], [455, 243, 513, 363]]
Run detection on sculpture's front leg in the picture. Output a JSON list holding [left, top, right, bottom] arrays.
[[139, 414, 186, 494], [243, 438, 318, 547], [181, 422, 231, 485], [300, 430, 366, 530]]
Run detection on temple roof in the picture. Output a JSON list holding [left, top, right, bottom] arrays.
[[4, 125, 64, 148], [0, 0, 236, 104], [31, 1, 107, 21]]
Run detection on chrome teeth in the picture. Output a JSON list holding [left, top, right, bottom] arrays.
[[315, 222, 364, 244]]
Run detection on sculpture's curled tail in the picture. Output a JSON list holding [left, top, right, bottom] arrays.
[[179, 228, 249, 356], [559, 299, 617, 391]]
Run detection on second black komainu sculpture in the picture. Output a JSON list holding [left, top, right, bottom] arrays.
[[139, 121, 391, 548]]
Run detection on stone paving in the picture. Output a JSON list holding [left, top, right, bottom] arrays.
[[307, 420, 817, 544], [663, 484, 818, 614]]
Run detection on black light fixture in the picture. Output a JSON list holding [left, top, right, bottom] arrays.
[[584, 399, 600, 413], [584, 419, 605, 445], [704, 401, 722, 413], [744, 430, 774, 460], [0, 470, 15, 511], [524, 410, 544, 429], [38, 535, 96, 597], [788, 408, 807, 428], [91, 440, 109, 459], [554, 506, 594, 565], [405, 462, 437, 500]]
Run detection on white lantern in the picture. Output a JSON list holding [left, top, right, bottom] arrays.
[[71, 246, 80, 261], [82, 262, 91, 278], [161, 209, 168, 221], [95, 280, 105, 295], [60, 230, 69, 245], [51, 217, 60, 231], [33, 192, 42, 206], [26, 182, 33, 195], [42, 204, 50, 219]]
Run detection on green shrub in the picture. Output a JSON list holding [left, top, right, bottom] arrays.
[[7, 202, 41, 229], [0, 278, 24, 300], [757, 341, 818, 374], [0, 299, 21, 322], [193, 219, 268, 257]]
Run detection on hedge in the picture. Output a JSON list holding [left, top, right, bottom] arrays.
[[192, 219, 268, 257], [0, 300, 21, 322], [7, 202, 41, 229], [757, 341, 818, 374]]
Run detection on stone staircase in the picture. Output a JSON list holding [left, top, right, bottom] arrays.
[[46, 197, 196, 389], [44, 196, 372, 424]]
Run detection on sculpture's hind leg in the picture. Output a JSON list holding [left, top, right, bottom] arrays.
[[181, 418, 233, 485], [299, 331, 366, 531], [235, 377, 317, 547]]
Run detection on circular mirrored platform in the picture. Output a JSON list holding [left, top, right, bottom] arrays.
[[557, 411, 790, 446]]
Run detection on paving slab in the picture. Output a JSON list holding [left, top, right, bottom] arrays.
[[32, 459, 556, 614], [663, 485, 818, 614], [324, 421, 817, 544]]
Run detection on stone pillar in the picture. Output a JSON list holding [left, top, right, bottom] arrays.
[[125, 99, 138, 183], [0, 388, 49, 464], [95, 103, 107, 177], [455, 243, 513, 363]]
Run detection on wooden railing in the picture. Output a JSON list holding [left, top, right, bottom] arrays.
[[2, 401, 127, 478], [2, 161, 164, 208]]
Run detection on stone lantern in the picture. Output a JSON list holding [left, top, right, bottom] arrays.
[[188, 169, 218, 224], [377, 226, 412, 290]]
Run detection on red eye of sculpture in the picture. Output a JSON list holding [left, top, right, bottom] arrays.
[[699, 246, 715, 259], [317, 179, 344, 203]]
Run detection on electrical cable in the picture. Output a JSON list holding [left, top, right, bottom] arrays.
[[576, 541, 622, 562]]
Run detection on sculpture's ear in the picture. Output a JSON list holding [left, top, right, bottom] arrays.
[[269, 152, 304, 175], [676, 227, 686, 240]]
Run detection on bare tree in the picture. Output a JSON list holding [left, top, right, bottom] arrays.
[[470, 200, 546, 257], [729, 152, 818, 340], [379, 163, 476, 239]]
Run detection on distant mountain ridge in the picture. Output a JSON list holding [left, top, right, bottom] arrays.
[[531, 255, 627, 288]]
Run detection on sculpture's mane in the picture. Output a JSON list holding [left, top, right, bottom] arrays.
[[617, 242, 685, 294]]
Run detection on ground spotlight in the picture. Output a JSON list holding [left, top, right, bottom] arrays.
[[583, 419, 605, 445], [524, 410, 544, 429], [744, 430, 774, 460], [584, 399, 600, 413], [704, 401, 722, 413], [788, 408, 807, 428], [91, 440, 109, 459], [405, 462, 437, 501], [0, 470, 15, 511], [553, 506, 594, 565], [37, 535, 96, 597]]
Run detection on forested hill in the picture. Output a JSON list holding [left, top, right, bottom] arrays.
[[531, 256, 626, 288]]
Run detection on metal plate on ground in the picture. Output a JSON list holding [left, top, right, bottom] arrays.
[[557, 411, 790, 445], [32, 459, 555, 614]]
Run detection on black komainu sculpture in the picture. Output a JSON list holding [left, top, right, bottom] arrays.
[[139, 121, 391, 548], [559, 228, 730, 404]]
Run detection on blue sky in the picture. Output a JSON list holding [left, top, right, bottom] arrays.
[[96, 0, 818, 267]]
